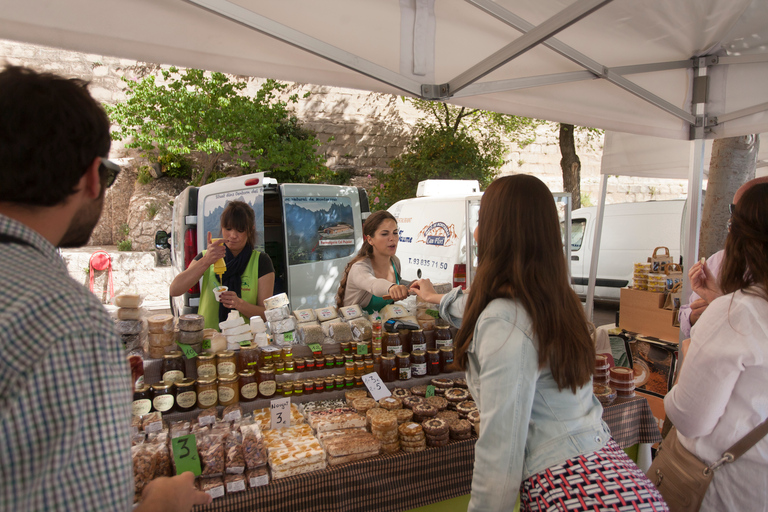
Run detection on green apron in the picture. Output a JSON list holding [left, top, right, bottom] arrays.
[[199, 250, 260, 330], [363, 260, 400, 315]]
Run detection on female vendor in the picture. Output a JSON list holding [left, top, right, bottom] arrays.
[[170, 200, 275, 329], [335, 210, 410, 314]]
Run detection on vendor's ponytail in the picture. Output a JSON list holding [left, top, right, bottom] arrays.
[[335, 210, 397, 308]]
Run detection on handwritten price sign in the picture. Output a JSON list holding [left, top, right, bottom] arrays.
[[361, 372, 392, 401], [270, 397, 291, 430], [171, 434, 201, 476]]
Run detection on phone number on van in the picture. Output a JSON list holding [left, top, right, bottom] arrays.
[[407, 257, 448, 270]]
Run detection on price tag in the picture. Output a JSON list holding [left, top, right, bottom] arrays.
[[175, 341, 198, 359], [307, 343, 323, 354], [171, 434, 201, 476], [362, 372, 391, 402], [202, 339, 211, 351], [356, 343, 368, 355], [239, 340, 251, 347], [270, 397, 291, 430], [425, 385, 435, 398]]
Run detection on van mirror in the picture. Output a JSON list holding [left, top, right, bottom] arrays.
[[155, 230, 171, 250]]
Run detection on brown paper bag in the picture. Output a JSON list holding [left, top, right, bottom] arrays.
[[650, 246, 673, 273]]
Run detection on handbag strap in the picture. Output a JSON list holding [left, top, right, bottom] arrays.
[[709, 418, 768, 473]]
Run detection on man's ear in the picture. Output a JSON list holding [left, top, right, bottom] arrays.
[[83, 157, 102, 199]]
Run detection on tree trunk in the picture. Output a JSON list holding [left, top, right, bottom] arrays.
[[559, 124, 581, 209], [698, 135, 759, 259]]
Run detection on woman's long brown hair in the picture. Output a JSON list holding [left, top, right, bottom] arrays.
[[719, 183, 768, 300], [453, 175, 594, 393], [335, 210, 398, 308]]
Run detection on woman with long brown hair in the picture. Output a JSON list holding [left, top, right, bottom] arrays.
[[664, 183, 768, 511], [335, 210, 410, 314], [411, 175, 666, 511]]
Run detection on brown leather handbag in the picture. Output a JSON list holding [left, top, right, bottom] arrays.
[[648, 420, 768, 512]]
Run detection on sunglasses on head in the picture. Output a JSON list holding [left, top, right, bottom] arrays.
[[728, 203, 736, 215], [99, 158, 121, 188]]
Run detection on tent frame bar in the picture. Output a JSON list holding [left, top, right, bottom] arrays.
[[184, 0, 423, 97], [444, 0, 614, 97]]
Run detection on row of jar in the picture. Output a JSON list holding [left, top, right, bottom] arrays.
[[132, 369, 372, 416], [378, 347, 455, 382], [380, 327, 454, 356]]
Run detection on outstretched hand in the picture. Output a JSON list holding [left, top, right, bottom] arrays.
[[136, 472, 212, 512], [410, 279, 441, 304]]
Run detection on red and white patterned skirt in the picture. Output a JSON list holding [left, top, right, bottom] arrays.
[[521, 439, 668, 512]]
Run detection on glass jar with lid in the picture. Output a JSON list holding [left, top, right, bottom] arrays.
[[411, 350, 427, 377], [258, 367, 276, 399], [162, 352, 186, 384], [303, 380, 314, 395], [196, 352, 217, 380], [354, 361, 366, 377], [281, 347, 293, 362], [345, 376, 355, 388], [364, 355, 374, 374], [217, 351, 237, 377], [439, 346, 454, 373], [335, 355, 345, 368], [151, 382, 175, 413], [344, 361, 356, 378], [239, 369, 259, 402], [305, 357, 316, 372], [238, 344, 260, 372], [217, 374, 240, 406], [427, 349, 440, 375], [284, 360, 295, 373], [283, 382, 294, 397], [174, 378, 197, 412], [410, 329, 427, 352], [379, 355, 396, 382], [132, 384, 152, 416], [397, 353, 412, 380], [335, 376, 345, 390], [314, 356, 325, 371], [435, 326, 453, 350], [314, 378, 325, 393], [384, 332, 402, 356], [294, 357, 306, 373], [196, 378, 218, 409], [324, 376, 335, 391], [293, 379, 304, 396]]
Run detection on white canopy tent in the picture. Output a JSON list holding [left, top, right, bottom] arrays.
[[2, 0, 768, 323]]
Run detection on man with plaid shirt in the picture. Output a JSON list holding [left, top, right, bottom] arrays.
[[0, 66, 211, 511]]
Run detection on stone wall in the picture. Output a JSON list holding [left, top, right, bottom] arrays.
[[0, 38, 689, 252]]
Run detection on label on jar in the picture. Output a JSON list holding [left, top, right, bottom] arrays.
[[197, 363, 216, 379], [218, 387, 235, 403], [398, 367, 412, 380], [132, 398, 152, 416], [387, 345, 402, 355], [176, 391, 197, 409], [259, 381, 276, 397], [411, 343, 427, 352], [162, 370, 184, 384], [218, 362, 236, 376], [241, 382, 259, 400], [411, 362, 427, 376], [153, 394, 174, 412], [436, 339, 453, 349], [249, 474, 269, 487], [198, 389, 218, 408]]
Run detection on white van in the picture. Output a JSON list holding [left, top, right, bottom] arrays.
[[388, 180, 572, 288], [568, 200, 685, 301], [165, 172, 370, 314]]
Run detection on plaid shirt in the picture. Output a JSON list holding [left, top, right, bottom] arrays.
[[0, 214, 134, 511]]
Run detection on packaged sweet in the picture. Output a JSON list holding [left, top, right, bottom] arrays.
[[264, 304, 291, 323], [198, 433, 226, 477], [148, 434, 172, 478], [380, 303, 409, 324], [340, 304, 363, 321], [198, 408, 218, 427], [348, 317, 373, 341], [142, 412, 163, 433], [224, 473, 247, 494], [131, 442, 156, 493], [198, 477, 225, 499], [263, 293, 289, 311], [222, 404, 243, 423], [314, 306, 338, 322], [328, 321, 353, 343], [225, 431, 246, 474], [169, 421, 191, 439], [297, 323, 324, 345], [241, 423, 268, 469], [293, 308, 317, 323], [273, 330, 297, 346], [246, 466, 269, 488]]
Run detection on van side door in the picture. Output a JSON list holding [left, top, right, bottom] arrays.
[[279, 184, 365, 309]]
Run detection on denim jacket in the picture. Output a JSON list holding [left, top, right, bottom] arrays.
[[440, 287, 609, 511]]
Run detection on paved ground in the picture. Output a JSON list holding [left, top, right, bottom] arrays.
[[592, 302, 619, 328]]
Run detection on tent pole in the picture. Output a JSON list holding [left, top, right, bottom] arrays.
[[679, 139, 705, 343], [585, 173, 608, 322]]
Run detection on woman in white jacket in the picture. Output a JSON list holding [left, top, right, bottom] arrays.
[[665, 182, 768, 511]]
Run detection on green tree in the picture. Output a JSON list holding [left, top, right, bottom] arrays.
[[370, 99, 540, 210], [106, 67, 327, 185]]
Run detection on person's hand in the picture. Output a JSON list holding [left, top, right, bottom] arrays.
[[219, 290, 241, 310], [387, 284, 410, 301], [136, 472, 212, 512], [203, 231, 227, 265], [689, 298, 708, 326], [410, 279, 438, 303], [688, 259, 722, 304]]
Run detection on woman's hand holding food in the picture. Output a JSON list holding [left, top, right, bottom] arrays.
[[219, 290, 242, 310], [409, 279, 442, 304]]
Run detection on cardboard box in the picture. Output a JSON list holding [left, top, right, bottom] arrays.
[[619, 288, 680, 343]]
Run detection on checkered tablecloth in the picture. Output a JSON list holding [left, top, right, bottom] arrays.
[[198, 437, 476, 512], [194, 396, 660, 512], [602, 395, 663, 448]]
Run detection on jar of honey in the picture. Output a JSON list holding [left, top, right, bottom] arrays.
[[196, 352, 217, 380], [435, 326, 453, 350], [151, 382, 175, 413], [384, 332, 402, 356], [258, 367, 276, 399], [174, 378, 197, 412], [217, 374, 239, 406], [161, 352, 185, 384], [239, 369, 259, 402], [439, 346, 454, 373], [238, 344, 260, 372], [379, 355, 396, 382], [196, 378, 218, 409], [132, 384, 152, 416], [410, 329, 427, 352], [217, 351, 237, 377], [397, 353, 412, 381], [411, 350, 427, 377], [426, 349, 440, 375]]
